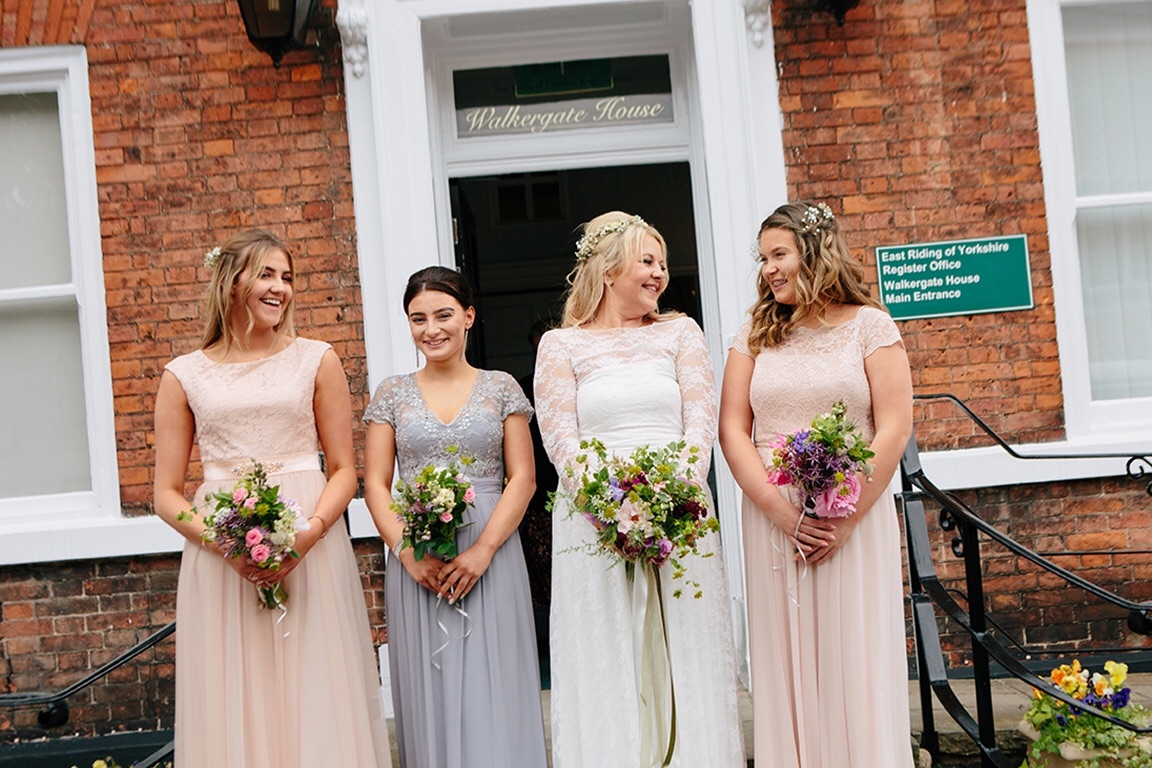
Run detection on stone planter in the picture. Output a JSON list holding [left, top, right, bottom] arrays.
[[1019, 719, 1152, 768]]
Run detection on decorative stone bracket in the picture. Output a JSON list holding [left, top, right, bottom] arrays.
[[744, 0, 771, 48], [336, 5, 369, 78]]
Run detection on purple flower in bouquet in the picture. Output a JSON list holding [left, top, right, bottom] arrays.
[[766, 401, 874, 518]]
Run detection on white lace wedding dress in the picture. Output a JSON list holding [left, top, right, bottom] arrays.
[[534, 316, 745, 768]]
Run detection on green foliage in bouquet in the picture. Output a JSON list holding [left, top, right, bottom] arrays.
[[392, 446, 475, 562], [554, 438, 720, 599]]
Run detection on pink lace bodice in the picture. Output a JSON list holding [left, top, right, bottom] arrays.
[[164, 338, 329, 462], [533, 316, 717, 477], [730, 306, 902, 449]]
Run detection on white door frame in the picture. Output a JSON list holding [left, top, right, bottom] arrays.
[[336, 0, 789, 681]]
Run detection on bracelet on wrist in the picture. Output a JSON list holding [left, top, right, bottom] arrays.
[[390, 538, 405, 558], [309, 515, 329, 538]]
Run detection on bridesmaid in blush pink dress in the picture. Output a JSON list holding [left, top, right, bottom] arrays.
[[153, 230, 391, 768], [719, 201, 914, 768]]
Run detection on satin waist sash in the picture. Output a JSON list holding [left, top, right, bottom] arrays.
[[201, 451, 321, 482]]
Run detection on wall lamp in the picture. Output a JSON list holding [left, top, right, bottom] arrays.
[[746, 0, 862, 45], [822, 0, 861, 25], [236, 0, 320, 67]]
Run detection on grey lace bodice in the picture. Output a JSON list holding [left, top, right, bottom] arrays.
[[363, 369, 533, 481]]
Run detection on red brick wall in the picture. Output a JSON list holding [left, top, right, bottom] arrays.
[[69, 0, 363, 513], [0, 556, 178, 737], [918, 476, 1152, 668], [773, 0, 1062, 450]]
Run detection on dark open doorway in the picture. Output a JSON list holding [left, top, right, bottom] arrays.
[[449, 161, 701, 685]]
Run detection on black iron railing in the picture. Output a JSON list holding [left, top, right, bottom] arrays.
[[0, 621, 176, 767], [905, 394, 1152, 767]]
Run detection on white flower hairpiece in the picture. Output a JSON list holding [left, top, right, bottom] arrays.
[[204, 246, 222, 268], [575, 215, 647, 263], [800, 203, 835, 236]]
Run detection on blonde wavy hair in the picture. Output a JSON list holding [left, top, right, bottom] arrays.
[[560, 211, 683, 328], [746, 201, 883, 354], [199, 229, 297, 354]]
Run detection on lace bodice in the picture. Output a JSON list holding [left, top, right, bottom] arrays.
[[533, 316, 717, 477], [730, 307, 902, 447], [164, 338, 329, 462], [363, 369, 532, 481]]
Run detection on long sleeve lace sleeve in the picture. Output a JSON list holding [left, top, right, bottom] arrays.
[[533, 330, 581, 477], [675, 319, 718, 478]]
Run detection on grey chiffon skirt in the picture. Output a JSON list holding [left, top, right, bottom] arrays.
[[386, 477, 547, 768]]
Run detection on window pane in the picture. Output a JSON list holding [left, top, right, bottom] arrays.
[[0, 297, 91, 496], [0, 92, 71, 289], [1063, 3, 1152, 196], [1077, 204, 1152, 399]]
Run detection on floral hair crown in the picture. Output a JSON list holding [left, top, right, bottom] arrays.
[[574, 215, 647, 262], [203, 246, 223, 268], [799, 202, 835, 236]]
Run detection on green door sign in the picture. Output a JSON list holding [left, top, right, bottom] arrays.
[[875, 235, 1033, 321]]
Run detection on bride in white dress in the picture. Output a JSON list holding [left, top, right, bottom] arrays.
[[534, 212, 745, 768]]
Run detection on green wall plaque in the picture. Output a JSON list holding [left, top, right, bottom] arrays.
[[875, 235, 1033, 321]]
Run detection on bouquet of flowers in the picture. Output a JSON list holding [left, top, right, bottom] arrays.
[[1020, 659, 1152, 767], [766, 400, 875, 518], [190, 461, 308, 610], [391, 446, 475, 562], [557, 438, 719, 599]]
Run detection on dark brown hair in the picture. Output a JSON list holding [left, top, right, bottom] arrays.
[[403, 266, 476, 313]]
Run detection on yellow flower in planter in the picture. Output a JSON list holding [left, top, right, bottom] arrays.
[[1108, 662, 1131, 689], [1020, 659, 1152, 768]]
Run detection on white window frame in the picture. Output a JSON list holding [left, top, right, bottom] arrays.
[[0, 47, 178, 563], [1028, 0, 1152, 439]]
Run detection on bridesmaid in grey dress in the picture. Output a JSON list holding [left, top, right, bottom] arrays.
[[363, 266, 547, 768]]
